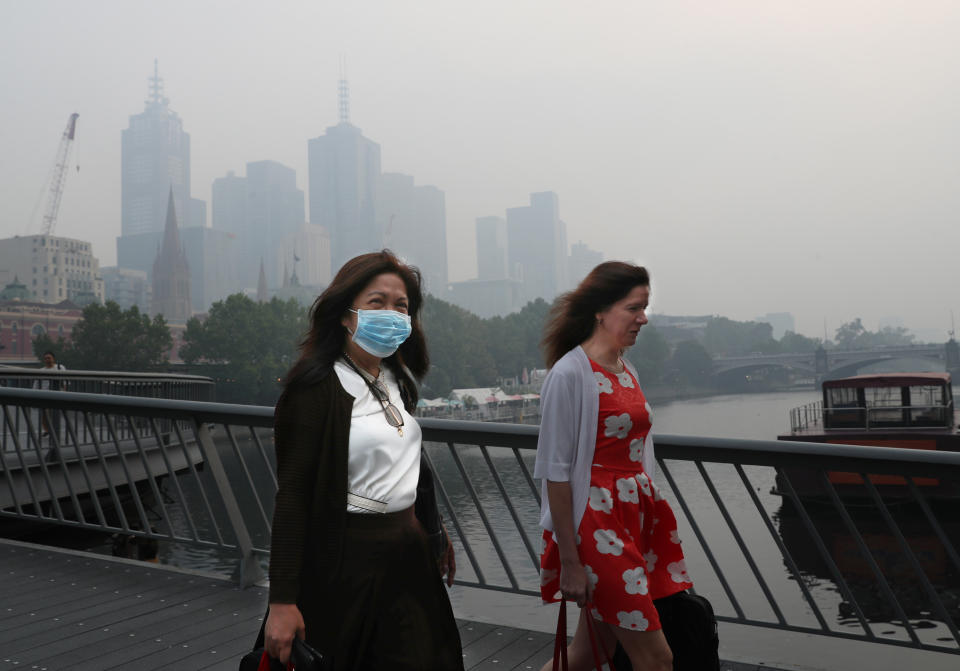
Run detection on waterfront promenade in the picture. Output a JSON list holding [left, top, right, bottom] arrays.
[[0, 539, 784, 670]]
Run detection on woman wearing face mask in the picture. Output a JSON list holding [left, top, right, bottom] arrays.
[[262, 250, 463, 670]]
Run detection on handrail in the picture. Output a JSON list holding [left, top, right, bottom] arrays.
[[1, 387, 958, 657]]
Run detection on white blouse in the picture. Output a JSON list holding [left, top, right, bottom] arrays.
[[334, 360, 422, 513]]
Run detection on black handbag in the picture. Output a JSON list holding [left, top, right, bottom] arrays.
[[238, 637, 329, 671], [415, 451, 449, 563], [611, 590, 720, 671]]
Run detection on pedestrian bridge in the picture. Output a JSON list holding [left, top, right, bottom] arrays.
[[1, 385, 958, 669]]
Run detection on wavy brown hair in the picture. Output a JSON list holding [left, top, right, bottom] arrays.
[[283, 250, 428, 410], [542, 261, 650, 368]]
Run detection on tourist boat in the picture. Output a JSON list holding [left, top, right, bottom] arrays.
[[776, 373, 960, 499]]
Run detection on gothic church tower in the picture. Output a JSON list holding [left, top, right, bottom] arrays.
[[151, 190, 192, 322]]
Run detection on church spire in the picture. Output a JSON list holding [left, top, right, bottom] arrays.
[[257, 258, 268, 303]]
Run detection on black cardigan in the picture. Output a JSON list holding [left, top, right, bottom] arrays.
[[268, 366, 445, 605]]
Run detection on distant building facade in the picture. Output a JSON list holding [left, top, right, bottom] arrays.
[[756, 312, 796, 340], [118, 62, 205, 277], [446, 277, 522, 319], [151, 193, 192, 323], [476, 216, 508, 281], [180, 227, 241, 313], [0, 297, 84, 362], [212, 161, 309, 291], [102, 267, 151, 312], [506, 192, 568, 305], [0, 234, 103, 305], [568, 240, 603, 287], [377, 172, 448, 296]]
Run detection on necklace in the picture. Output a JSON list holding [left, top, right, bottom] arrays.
[[342, 351, 380, 382], [599, 357, 625, 375], [341, 352, 405, 437]]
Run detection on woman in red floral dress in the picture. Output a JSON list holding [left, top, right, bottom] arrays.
[[535, 262, 692, 671]]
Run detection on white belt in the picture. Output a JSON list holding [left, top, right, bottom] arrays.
[[347, 492, 388, 514]]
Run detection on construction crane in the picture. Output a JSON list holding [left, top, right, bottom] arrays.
[[40, 112, 79, 236]]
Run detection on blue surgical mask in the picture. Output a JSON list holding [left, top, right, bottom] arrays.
[[348, 309, 412, 358]]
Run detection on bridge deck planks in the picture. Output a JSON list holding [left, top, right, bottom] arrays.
[[0, 540, 780, 671]]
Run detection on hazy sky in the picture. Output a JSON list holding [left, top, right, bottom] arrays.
[[2, 1, 958, 338]]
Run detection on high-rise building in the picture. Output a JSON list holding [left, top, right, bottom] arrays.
[[180, 227, 240, 313], [212, 161, 306, 290], [378, 172, 447, 296], [506, 192, 568, 305], [118, 62, 205, 277], [0, 234, 103, 305], [151, 192, 191, 323], [568, 240, 603, 288], [102, 267, 151, 312], [475, 216, 508, 281], [308, 80, 381, 273]]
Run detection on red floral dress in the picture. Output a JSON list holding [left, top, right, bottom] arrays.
[[540, 360, 693, 631]]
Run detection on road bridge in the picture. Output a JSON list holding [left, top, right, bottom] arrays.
[[713, 343, 953, 378]]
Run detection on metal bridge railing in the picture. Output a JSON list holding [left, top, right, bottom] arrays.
[[0, 387, 958, 658]]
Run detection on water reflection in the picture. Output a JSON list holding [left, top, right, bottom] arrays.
[[775, 499, 960, 635]]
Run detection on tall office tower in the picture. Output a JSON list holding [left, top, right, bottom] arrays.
[[180, 227, 241, 313], [475, 216, 508, 280], [102, 267, 151, 312], [272, 224, 331, 289], [506, 191, 568, 305], [151, 192, 192, 323], [377, 173, 448, 296], [212, 161, 306, 290], [118, 62, 205, 277], [308, 80, 381, 273], [568, 240, 603, 287]]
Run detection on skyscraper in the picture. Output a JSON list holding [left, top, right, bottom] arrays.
[[475, 216, 508, 281], [308, 80, 381, 272], [212, 161, 306, 289], [118, 62, 205, 277], [377, 172, 448, 296], [506, 191, 568, 305]]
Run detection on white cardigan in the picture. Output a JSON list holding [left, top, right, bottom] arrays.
[[533, 345, 656, 533]]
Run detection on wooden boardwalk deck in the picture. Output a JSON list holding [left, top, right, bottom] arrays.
[[0, 539, 783, 670]]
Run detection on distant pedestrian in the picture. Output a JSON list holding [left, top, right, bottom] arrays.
[[34, 351, 66, 437], [535, 262, 693, 671], [262, 250, 463, 670]]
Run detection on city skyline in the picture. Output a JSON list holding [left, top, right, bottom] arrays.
[[2, 2, 959, 338]]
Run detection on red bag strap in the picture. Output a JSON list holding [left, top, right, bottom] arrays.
[[552, 598, 568, 671], [553, 600, 617, 671], [257, 650, 294, 671], [583, 602, 617, 671]]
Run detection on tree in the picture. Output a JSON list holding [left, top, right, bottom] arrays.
[[703, 317, 777, 356], [834, 318, 867, 349], [34, 301, 172, 371], [420, 295, 499, 396], [669, 340, 714, 386], [778, 330, 821, 353], [180, 294, 308, 404], [626, 326, 670, 385]]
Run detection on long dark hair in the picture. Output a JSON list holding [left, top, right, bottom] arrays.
[[284, 250, 429, 409], [542, 261, 650, 368]]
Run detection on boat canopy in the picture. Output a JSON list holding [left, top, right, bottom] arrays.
[[822, 372, 951, 390]]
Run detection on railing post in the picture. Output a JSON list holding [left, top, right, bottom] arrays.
[[193, 420, 265, 588]]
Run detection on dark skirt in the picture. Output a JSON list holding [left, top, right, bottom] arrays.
[[301, 506, 464, 671]]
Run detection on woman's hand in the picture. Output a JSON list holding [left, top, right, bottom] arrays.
[[559, 560, 592, 608], [264, 603, 305, 664], [438, 525, 456, 586]]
